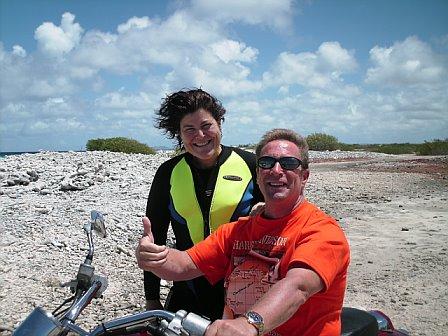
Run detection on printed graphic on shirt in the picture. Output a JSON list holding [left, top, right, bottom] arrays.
[[224, 235, 288, 317]]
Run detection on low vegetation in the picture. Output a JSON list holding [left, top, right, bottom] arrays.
[[238, 134, 448, 156], [337, 140, 448, 155], [416, 139, 448, 155], [305, 133, 448, 155], [86, 137, 156, 155], [306, 133, 339, 151]]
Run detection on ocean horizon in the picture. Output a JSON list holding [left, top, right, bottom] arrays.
[[0, 150, 85, 159], [0, 147, 173, 159]]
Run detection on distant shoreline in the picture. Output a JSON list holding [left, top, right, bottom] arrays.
[[1, 151, 41, 157], [0, 148, 173, 158], [0, 151, 85, 158]]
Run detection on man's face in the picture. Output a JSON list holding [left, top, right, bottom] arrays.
[[257, 140, 309, 207]]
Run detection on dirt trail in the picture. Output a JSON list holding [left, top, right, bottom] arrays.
[[308, 155, 448, 335]]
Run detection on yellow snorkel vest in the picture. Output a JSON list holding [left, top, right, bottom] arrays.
[[170, 151, 252, 244]]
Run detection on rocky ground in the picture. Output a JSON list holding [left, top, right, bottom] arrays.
[[0, 150, 447, 335]]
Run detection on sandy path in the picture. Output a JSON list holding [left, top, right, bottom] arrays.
[[308, 156, 448, 335]]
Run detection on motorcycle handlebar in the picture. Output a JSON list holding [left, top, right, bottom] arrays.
[[14, 308, 210, 336], [62, 279, 104, 323], [90, 310, 210, 336], [13, 211, 211, 336]]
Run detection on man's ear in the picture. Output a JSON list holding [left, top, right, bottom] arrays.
[[301, 169, 310, 184]]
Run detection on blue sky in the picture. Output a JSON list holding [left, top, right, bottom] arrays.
[[1, 0, 447, 151]]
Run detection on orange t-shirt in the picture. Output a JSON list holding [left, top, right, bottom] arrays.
[[187, 201, 350, 336]]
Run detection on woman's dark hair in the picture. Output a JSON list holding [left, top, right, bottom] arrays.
[[155, 88, 226, 148]]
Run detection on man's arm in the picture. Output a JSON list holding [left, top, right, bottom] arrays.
[[136, 217, 204, 281], [205, 266, 323, 336]]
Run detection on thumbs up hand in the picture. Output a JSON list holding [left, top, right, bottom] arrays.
[[142, 216, 155, 243], [136, 217, 169, 270]]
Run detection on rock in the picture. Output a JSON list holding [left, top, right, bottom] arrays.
[[116, 245, 132, 256], [44, 238, 65, 248], [39, 188, 51, 195], [18, 176, 30, 185], [36, 207, 50, 214], [32, 183, 45, 192], [26, 170, 39, 181]]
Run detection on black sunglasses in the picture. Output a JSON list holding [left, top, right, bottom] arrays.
[[257, 156, 303, 170]]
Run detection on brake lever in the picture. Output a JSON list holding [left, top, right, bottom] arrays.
[[60, 280, 77, 289]]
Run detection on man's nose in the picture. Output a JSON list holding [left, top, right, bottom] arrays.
[[271, 162, 283, 174]]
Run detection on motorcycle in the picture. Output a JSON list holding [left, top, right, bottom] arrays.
[[12, 211, 409, 336], [341, 307, 408, 336]]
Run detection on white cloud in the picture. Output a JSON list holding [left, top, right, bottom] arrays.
[[34, 12, 83, 56], [2, 8, 263, 118], [118, 109, 149, 119], [23, 118, 86, 135], [365, 36, 447, 87], [1, 103, 30, 120], [70, 10, 222, 75], [72, 30, 125, 72], [41, 97, 76, 117], [28, 76, 76, 99], [2, 5, 447, 151], [316, 42, 357, 73], [94, 91, 154, 110], [11, 9, 263, 101], [117, 16, 152, 34], [211, 40, 258, 63], [190, 0, 294, 31], [222, 71, 447, 144], [27, 120, 50, 133], [165, 61, 262, 97], [12, 45, 27, 57], [263, 42, 357, 89]]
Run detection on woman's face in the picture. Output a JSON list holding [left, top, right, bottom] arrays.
[[179, 109, 222, 168]]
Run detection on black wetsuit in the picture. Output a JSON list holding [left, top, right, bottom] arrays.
[[144, 146, 263, 320]]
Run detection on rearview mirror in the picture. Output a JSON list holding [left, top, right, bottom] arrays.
[[90, 210, 106, 238]]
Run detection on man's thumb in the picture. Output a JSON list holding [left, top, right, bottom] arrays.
[[142, 217, 154, 241]]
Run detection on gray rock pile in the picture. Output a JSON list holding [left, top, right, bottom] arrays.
[[0, 150, 173, 333], [1, 149, 444, 335]]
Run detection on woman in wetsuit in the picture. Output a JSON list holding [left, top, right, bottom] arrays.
[[143, 89, 263, 320]]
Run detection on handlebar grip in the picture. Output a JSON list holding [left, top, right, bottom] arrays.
[[12, 307, 63, 336], [93, 275, 108, 298], [181, 312, 211, 336]]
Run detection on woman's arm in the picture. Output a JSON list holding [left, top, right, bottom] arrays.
[[144, 163, 172, 304]]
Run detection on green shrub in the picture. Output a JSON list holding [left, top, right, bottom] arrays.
[[370, 143, 417, 155], [86, 137, 156, 155], [416, 139, 448, 155], [306, 133, 339, 151], [337, 143, 359, 151]]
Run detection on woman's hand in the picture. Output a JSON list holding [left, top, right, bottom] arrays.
[[249, 202, 265, 217]]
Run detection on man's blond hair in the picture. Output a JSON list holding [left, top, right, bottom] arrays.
[[255, 128, 309, 169]]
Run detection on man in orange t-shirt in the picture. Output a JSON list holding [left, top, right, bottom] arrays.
[[136, 128, 350, 336]]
